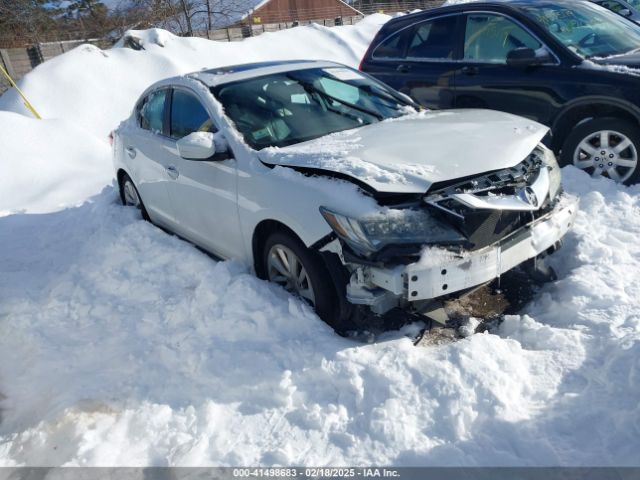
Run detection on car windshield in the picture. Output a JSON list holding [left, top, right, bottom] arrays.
[[212, 67, 415, 150], [522, 2, 640, 58]]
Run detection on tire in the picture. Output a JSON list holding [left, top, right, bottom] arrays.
[[119, 173, 150, 220], [560, 117, 640, 185], [262, 231, 356, 334]]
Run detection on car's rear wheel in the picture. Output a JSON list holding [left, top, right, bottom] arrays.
[[560, 117, 640, 184], [262, 231, 356, 334], [119, 173, 150, 220]]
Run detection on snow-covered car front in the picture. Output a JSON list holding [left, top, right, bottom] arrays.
[[319, 144, 578, 314], [113, 60, 578, 333], [256, 105, 578, 318]]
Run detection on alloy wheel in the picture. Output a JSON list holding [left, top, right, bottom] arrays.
[[573, 129, 638, 183], [267, 244, 316, 305], [123, 179, 141, 208]]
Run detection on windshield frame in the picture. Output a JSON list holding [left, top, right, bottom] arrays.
[[210, 66, 418, 151]]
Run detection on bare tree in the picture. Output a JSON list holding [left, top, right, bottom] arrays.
[[0, 0, 63, 45], [123, 0, 257, 36]]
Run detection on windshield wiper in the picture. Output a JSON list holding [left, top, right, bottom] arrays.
[[360, 84, 419, 111], [291, 76, 384, 121]]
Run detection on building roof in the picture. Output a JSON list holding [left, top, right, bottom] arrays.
[[210, 0, 360, 28]]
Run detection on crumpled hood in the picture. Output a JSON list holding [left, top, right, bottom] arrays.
[[258, 109, 549, 194]]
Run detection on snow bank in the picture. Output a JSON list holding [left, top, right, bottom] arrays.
[[0, 15, 389, 140], [1, 168, 640, 466], [0, 112, 112, 216], [442, 0, 481, 5], [0, 16, 389, 215]]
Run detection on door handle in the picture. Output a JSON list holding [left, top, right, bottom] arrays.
[[166, 165, 179, 180], [461, 66, 479, 76], [125, 146, 137, 158], [396, 64, 411, 73]]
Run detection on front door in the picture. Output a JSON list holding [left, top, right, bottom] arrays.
[[454, 12, 558, 125], [164, 87, 243, 260]]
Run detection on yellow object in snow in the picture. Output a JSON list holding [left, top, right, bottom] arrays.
[[0, 62, 42, 120]]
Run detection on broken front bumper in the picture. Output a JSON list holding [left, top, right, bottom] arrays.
[[407, 195, 578, 301], [353, 194, 579, 308]]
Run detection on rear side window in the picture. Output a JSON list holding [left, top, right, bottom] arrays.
[[406, 16, 458, 60], [138, 89, 167, 134], [373, 30, 408, 59], [170, 90, 214, 139]]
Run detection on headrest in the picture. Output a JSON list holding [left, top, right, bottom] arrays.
[[265, 81, 306, 104]]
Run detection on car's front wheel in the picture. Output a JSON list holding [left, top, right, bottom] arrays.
[[262, 231, 356, 334], [560, 117, 640, 184]]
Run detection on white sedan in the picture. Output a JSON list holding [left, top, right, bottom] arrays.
[[113, 60, 578, 334]]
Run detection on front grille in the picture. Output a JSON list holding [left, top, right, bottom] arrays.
[[424, 150, 552, 249]]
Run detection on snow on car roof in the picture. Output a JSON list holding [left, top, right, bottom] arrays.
[[190, 60, 344, 86]]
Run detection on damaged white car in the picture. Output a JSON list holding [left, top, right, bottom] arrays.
[[113, 60, 578, 334]]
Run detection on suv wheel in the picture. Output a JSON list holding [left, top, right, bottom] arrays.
[[560, 117, 640, 184], [262, 231, 356, 334]]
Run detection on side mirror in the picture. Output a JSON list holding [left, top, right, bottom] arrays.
[[506, 47, 552, 67], [620, 8, 633, 17], [176, 132, 229, 160]]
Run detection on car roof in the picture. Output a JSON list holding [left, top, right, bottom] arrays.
[[187, 59, 347, 87], [431, 0, 591, 7]]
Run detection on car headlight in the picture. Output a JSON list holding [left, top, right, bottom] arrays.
[[539, 144, 562, 201], [320, 206, 465, 256]]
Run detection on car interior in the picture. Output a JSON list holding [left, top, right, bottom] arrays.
[[215, 73, 381, 149]]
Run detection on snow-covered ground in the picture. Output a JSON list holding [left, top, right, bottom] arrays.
[[1, 16, 640, 467]]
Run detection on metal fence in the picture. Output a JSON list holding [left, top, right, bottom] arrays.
[[0, 38, 112, 94]]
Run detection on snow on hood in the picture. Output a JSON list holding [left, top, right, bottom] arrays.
[[259, 110, 549, 194]]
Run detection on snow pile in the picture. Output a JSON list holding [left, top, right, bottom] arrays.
[[0, 15, 388, 214], [1, 168, 639, 466], [442, 0, 481, 5], [0, 15, 389, 140], [0, 112, 112, 216]]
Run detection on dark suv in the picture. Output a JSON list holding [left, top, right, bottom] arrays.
[[360, 0, 640, 184]]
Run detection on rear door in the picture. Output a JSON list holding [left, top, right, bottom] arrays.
[[453, 12, 558, 124], [125, 88, 177, 227], [364, 14, 462, 109]]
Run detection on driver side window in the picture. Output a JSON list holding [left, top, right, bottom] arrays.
[[170, 89, 215, 140], [464, 14, 542, 64]]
